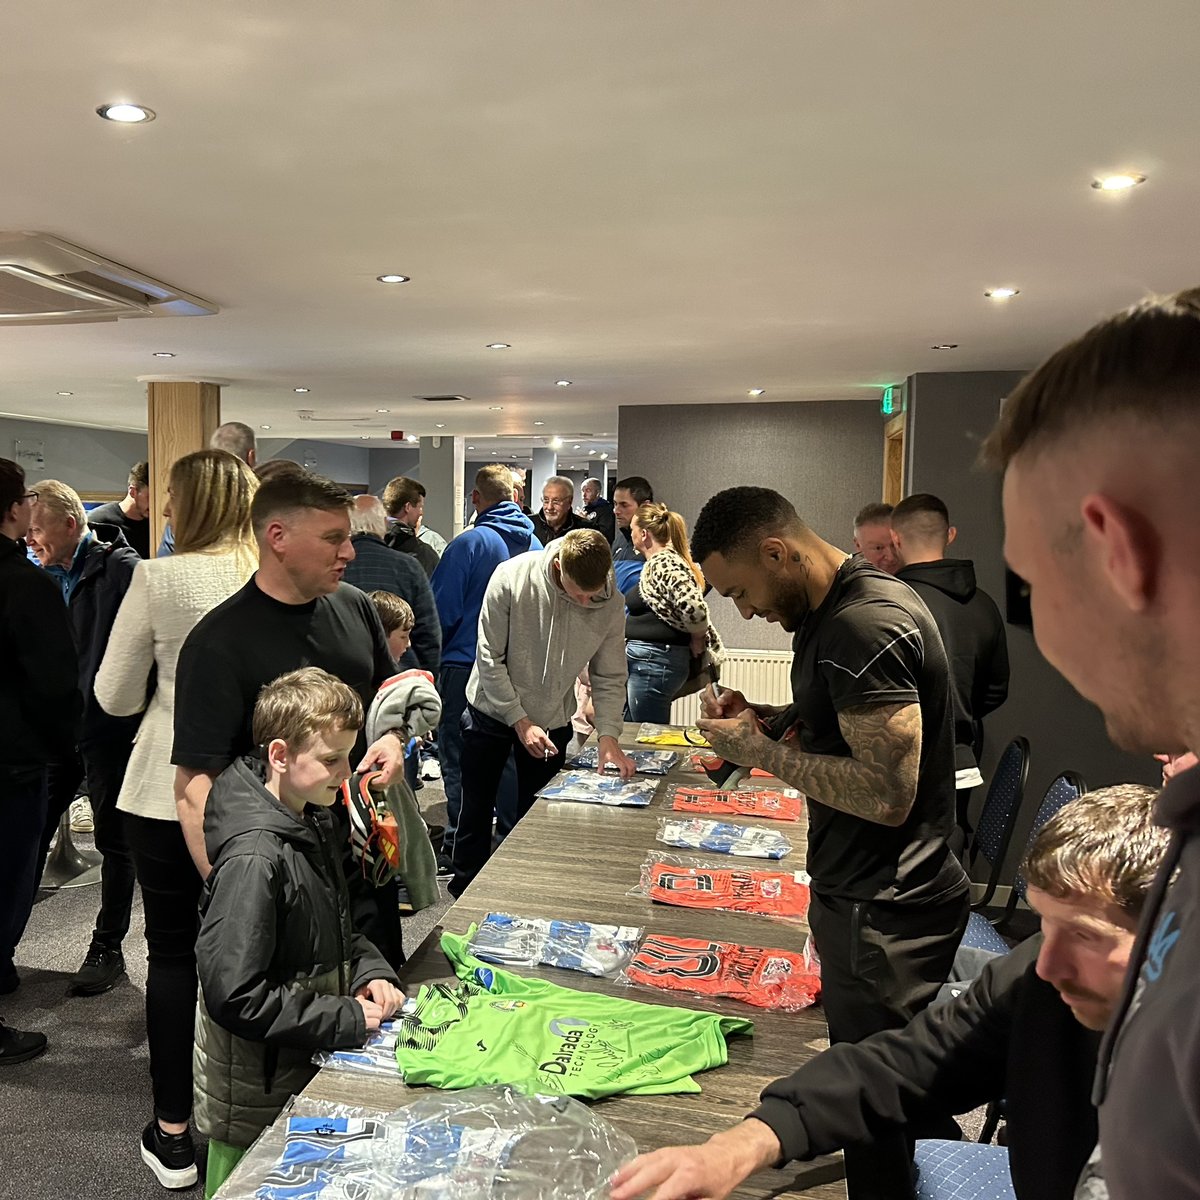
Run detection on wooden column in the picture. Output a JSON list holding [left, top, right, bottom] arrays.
[[146, 381, 221, 549]]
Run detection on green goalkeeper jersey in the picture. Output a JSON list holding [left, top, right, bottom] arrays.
[[393, 930, 753, 1099]]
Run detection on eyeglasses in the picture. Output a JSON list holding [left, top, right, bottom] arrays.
[[23, 491, 38, 503]]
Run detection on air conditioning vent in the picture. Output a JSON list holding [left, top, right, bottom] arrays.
[[417, 395, 469, 403], [0, 232, 217, 325]]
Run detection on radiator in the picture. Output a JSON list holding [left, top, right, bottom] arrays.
[[669, 649, 794, 725]]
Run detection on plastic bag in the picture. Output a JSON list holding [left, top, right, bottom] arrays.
[[312, 1019, 402, 1077], [635, 722, 708, 747], [669, 783, 803, 822], [568, 746, 679, 775], [624, 933, 821, 1012], [657, 816, 793, 860], [633, 852, 811, 921], [214, 1086, 637, 1200], [537, 771, 659, 807], [468, 913, 643, 978]]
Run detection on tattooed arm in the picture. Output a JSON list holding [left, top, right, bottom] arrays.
[[697, 702, 922, 826]]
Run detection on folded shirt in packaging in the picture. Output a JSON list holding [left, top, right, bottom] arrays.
[[657, 817, 793, 859], [568, 747, 678, 775], [469, 913, 643, 978], [537, 771, 659, 807]]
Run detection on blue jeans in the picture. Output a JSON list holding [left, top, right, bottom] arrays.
[[625, 641, 691, 724]]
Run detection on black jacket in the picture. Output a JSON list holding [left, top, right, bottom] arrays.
[[0, 535, 82, 777], [582, 498, 616, 544], [896, 558, 1009, 772], [751, 938, 1098, 1200], [63, 524, 143, 749], [531, 507, 591, 549], [612, 524, 642, 563], [342, 533, 442, 674], [383, 521, 439, 579]]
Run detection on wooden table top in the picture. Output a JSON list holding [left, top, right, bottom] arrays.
[[303, 727, 847, 1199]]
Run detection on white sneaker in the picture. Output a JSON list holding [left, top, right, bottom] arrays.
[[69, 797, 94, 834], [420, 759, 442, 781]]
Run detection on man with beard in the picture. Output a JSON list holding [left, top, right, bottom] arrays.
[[689, 487, 968, 1200]]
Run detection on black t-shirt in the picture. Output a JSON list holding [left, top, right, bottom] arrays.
[[171, 577, 396, 772], [88, 502, 150, 559], [788, 557, 964, 904], [623, 578, 690, 646]]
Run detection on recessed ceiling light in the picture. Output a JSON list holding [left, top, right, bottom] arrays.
[[486, 343, 511, 350], [533, 420, 545, 426], [488, 405, 504, 411], [405, 434, 418, 443], [97, 103, 155, 123], [260, 424, 271, 430], [375, 408, 390, 413], [1092, 173, 1146, 191], [360, 435, 371, 440], [748, 388, 765, 397], [434, 423, 446, 429], [376, 274, 410, 284], [572, 444, 581, 450], [599, 452, 609, 460], [549, 436, 563, 450], [984, 287, 1020, 300], [467, 445, 476, 451], [152, 351, 175, 358], [294, 387, 310, 394], [556, 380, 572, 387], [57, 391, 73, 396], [588, 449, 596, 456], [931, 343, 959, 350]]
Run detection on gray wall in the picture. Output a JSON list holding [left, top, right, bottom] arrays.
[[1, 416, 147, 497], [618, 400, 884, 651], [257, 438, 370, 488], [368, 447, 421, 496], [905, 371, 1158, 871]]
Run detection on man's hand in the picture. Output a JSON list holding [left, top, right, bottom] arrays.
[[696, 709, 767, 768], [1157, 751, 1199, 783], [355, 979, 405, 1020], [610, 1121, 781, 1200], [597, 735, 636, 779], [699, 684, 750, 720], [357, 732, 406, 784], [515, 718, 558, 759], [354, 997, 385, 1032]]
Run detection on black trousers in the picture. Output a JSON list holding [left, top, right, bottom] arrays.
[[448, 704, 570, 898], [808, 888, 970, 1200], [0, 768, 49, 982], [124, 813, 203, 1125], [39, 741, 137, 950]]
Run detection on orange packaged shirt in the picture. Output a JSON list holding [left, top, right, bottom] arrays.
[[644, 861, 810, 919], [671, 786, 803, 823]]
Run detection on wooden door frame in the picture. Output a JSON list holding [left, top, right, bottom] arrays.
[[882, 412, 906, 505]]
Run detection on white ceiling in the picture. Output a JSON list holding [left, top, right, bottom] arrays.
[[1, 1, 1197, 448]]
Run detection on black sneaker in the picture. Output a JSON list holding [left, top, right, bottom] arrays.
[[0, 1019, 47, 1065], [140, 1120, 199, 1189], [68, 942, 126, 996], [436, 851, 454, 880]]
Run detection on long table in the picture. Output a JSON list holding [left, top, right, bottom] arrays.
[[303, 727, 847, 1200]]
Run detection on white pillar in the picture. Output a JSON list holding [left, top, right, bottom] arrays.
[[531, 447, 559, 511], [420, 435, 465, 538]]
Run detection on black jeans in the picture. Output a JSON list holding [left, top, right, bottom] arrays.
[[0, 768, 49, 982], [124, 813, 203, 1125], [807, 888, 970, 1200], [39, 741, 137, 950], [448, 704, 570, 898]]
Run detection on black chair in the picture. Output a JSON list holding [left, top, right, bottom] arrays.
[[966, 737, 1030, 910]]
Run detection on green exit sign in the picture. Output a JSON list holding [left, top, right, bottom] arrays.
[[881, 386, 896, 416]]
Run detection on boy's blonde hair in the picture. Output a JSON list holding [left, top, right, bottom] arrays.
[[558, 528, 611, 591], [369, 591, 414, 634], [252, 668, 363, 750]]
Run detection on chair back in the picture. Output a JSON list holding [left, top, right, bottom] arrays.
[[1011, 770, 1088, 904], [967, 737, 1029, 907]]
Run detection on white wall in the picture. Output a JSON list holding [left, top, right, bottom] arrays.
[[0, 416, 147, 497], [257, 438, 370, 488]]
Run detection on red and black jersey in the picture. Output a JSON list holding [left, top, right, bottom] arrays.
[[671, 786, 803, 822], [645, 862, 810, 919]]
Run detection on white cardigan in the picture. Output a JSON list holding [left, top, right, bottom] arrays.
[[94, 549, 254, 822]]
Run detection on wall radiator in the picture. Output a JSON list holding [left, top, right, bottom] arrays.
[[669, 649, 793, 725]]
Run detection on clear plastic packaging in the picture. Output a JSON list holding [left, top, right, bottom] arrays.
[[312, 1019, 402, 1077], [657, 816, 793, 860], [468, 913, 643, 978], [568, 746, 679, 775], [215, 1086, 637, 1200], [669, 783, 803, 822], [633, 852, 812, 922], [623, 932, 821, 1012], [635, 722, 707, 747], [537, 771, 659, 807]]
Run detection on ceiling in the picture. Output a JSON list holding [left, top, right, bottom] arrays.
[[1, 1, 1197, 450]]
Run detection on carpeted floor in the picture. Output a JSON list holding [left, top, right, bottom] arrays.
[[0, 786, 453, 1200]]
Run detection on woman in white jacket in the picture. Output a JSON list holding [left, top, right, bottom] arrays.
[[95, 449, 257, 1190]]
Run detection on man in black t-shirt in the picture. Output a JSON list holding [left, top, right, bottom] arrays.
[[172, 471, 407, 965], [87, 460, 152, 559], [691, 486, 968, 1200]]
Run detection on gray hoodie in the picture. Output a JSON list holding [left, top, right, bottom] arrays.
[[466, 538, 627, 739]]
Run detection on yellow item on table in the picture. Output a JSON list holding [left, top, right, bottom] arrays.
[[636, 723, 709, 748]]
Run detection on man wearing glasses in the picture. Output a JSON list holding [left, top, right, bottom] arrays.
[[0, 461, 81, 1062], [531, 476, 589, 548]]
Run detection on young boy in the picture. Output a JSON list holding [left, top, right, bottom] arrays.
[[369, 590, 415, 662], [193, 668, 404, 1197]]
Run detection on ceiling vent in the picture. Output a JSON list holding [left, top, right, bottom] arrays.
[[0, 232, 218, 325], [417, 395, 469, 403]]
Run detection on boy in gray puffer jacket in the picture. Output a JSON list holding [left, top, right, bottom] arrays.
[[193, 668, 403, 1197]]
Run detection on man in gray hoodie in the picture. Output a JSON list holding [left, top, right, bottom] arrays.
[[448, 529, 635, 897]]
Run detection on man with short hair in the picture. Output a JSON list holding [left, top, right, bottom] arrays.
[[853, 501, 900, 574], [980, 285, 1200, 1199], [612, 783, 1166, 1200], [612, 475, 653, 562], [531, 475, 589, 547], [87, 461, 152, 559], [691, 486, 967, 1200], [27, 479, 142, 995], [381, 476, 439, 578], [449, 528, 635, 897], [172, 470, 409, 966], [343, 495, 440, 674], [580, 477, 616, 543], [892, 493, 1009, 846], [0, 460, 81, 1059], [431, 465, 541, 872]]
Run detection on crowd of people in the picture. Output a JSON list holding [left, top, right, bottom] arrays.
[[1, 286, 1198, 1200]]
